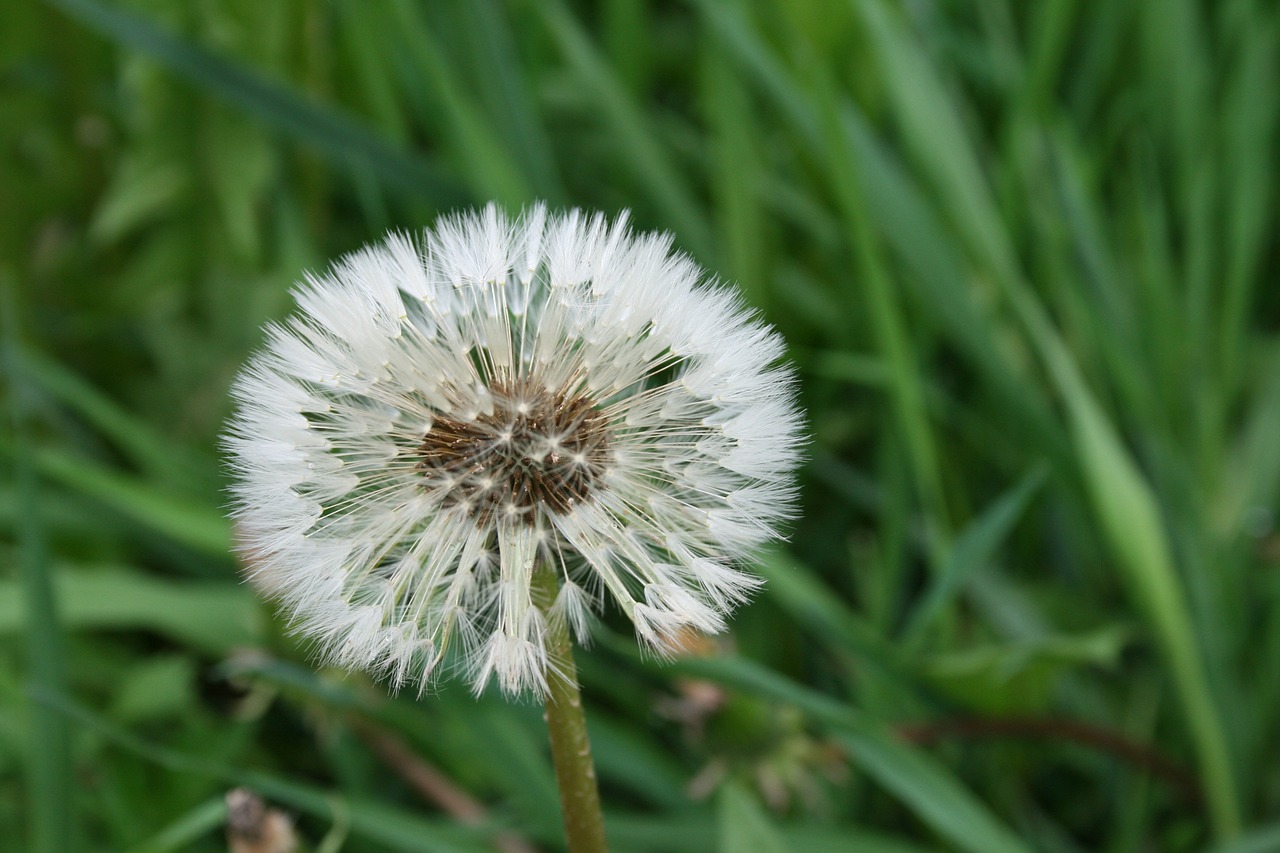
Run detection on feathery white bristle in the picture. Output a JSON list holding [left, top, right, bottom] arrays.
[[225, 204, 805, 696]]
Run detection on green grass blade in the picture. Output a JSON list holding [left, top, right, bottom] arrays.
[[4, 285, 74, 853], [679, 657, 1030, 853], [32, 449, 230, 557], [902, 466, 1048, 643], [531, 0, 713, 258], [229, 655, 564, 840], [586, 715, 690, 809], [838, 109, 1061, 450], [0, 564, 257, 654], [690, 0, 1063, 458], [375, 0, 534, 206], [451, 702, 561, 839], [43, 0, 469, 208], [607, 811, 939, 853], [19, 348, 205, 487], [124, 796, 227, 853], [1042, 338, 1242, 837], [755, 552, 944, 708], [439, 0, 567, 202], [1217, 11, 1279, 400], [34, 691, 495, 853], [848, 4, 1242, 832], [1208, 822, 1280, 853], [831, 726, 1029, 853], [1021, 0, 1080, 115], [718, 781, 793, 853], [851, 0, 1020, 288], [701, 44, 769, 307], [1221, 345, 1280, 529], [684, 0, 820, 145], [812, 61, 952, 569]]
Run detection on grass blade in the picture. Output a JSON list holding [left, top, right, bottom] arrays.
[[718, 781, 793, 853], [531, 0, 713, 258], [690, 0, 1065, 459], [832, 726, 1029, 853], [0, 564, 257, 654], [852, 0, 1019, 287], [32, 448, 229, 557], [755, 551, 946, 708], [902, 466, 1048, 643], [4, 282, 74, 853], [849, 3, 1243, 834], [375, 0, 534, 206], [19, 348, 206, 488], [35, 691, 495, 853], [1043, 338, 1242, 837], [438, 0, 567, 202], [1217, 11, 1279, 400], [1208, 822, 1280, 853], [43, 0, 469, 208], [679, 656, 1030, 853], [701, 44, 768, 307], [607, 812, 938, 853], [124, 796, 227, 853], [812, 58, 952, 569]]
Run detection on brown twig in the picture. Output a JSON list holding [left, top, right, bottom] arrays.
[[896, 716, 1201, 803], [350, 717, 539, 853]]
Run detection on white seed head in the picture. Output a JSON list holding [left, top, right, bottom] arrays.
[[225, 204, 804, 696]]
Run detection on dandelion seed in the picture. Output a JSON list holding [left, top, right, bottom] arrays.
[[225, 204, 804, 696]]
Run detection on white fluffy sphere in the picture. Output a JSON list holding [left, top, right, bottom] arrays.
[[225, 205, 803, 695]]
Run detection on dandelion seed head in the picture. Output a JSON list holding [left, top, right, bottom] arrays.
[[225, 204, 804, 696]]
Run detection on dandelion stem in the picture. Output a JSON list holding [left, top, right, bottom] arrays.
[[532, 567, 608, 853]]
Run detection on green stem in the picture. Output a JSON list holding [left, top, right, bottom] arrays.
[[532, 569, 608, 853]]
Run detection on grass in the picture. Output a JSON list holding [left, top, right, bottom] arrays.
[[3, 0, 1278, 850]]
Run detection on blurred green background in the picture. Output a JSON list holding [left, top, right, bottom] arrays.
[[4, 0, 1279, 851]]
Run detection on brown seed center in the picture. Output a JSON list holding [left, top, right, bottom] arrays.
[[416, 378, 611, 523]]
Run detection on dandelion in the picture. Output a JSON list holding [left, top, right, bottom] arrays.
[[225, 204, 803, 697]]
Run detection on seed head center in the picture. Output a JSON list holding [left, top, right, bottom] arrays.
[[416, 379, 611, 523]]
